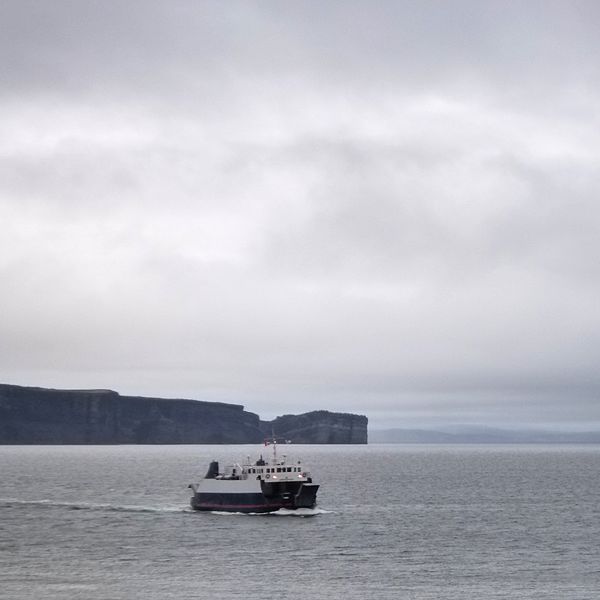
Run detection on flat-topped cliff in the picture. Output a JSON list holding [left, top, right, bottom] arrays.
[[261, 410, 368, 444], [0, 383, 368, 444]]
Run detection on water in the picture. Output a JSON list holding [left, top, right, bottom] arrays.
[[1, 444, 599, 599]]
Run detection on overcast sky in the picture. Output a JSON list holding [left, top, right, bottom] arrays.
[[1, 1, 599, 429]]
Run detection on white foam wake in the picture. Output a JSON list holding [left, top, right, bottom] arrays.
[[0, 498, 191, 514], [210, 507, 332, 517], [2, 498, 331, 517], [274, 507, 333, 516]]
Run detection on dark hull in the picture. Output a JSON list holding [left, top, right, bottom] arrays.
[[191, 483, 319, 513]]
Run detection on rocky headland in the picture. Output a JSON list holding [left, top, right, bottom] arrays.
[[0, 383, 367, 444], [262, 411, 367, 444]]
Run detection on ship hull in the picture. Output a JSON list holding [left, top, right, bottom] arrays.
[[190, 481, 319, 513], [191, 491, 293, 513]]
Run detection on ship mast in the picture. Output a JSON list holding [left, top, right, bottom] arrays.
[[265, 432, 278, 464], [269, 426, 277, 464]]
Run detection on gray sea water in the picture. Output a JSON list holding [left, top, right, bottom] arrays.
[[1, 444, 599, 599]]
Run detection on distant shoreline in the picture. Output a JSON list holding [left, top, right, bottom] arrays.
[[369, 428, 600, 444]]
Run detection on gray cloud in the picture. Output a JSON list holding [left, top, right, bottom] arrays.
[[1, 1, 600, 428]]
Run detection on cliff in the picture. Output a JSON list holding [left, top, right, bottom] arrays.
[[0, 384, 262, 444], [0, 383, 368, 444], [262, 411, 368, 444]]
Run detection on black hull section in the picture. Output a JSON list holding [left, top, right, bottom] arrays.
[[191, 491, 291, 513], [295, 483, 319, 508], [190, 483, 319, 513]]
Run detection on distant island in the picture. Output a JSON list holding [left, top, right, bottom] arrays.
[[0, 383, 368, 444], [370, 426, 600, 444]]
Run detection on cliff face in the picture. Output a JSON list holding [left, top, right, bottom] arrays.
[[0, 384, 368, 444], [0, 384, 262, 444], [261, 410, 368, 444]]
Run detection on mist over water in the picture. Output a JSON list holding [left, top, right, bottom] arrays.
[[1, 444, 599, 599]]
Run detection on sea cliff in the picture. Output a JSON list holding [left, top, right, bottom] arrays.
[[261, 411, 368, 444], [0, 383, 367, 444]]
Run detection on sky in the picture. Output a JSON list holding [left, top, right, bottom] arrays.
[[1, 1, 599, 429]]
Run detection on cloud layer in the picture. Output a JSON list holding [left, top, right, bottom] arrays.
[[1, 1, 599, 427]]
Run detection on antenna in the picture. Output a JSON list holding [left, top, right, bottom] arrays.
[[271, 426, 277, 463]]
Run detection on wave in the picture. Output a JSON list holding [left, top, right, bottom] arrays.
[[2, 499, 331, 517], [274, 507, 333, 516], [0, 498, 191, 514], [210, 507, 332, 517]]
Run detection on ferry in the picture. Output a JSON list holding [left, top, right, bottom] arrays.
[[188, 439, 319, 513]]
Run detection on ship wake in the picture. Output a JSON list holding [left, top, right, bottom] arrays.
[[210, 507, 332, 517], [0, 498, 191, 514]]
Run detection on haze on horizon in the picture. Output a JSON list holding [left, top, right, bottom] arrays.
[[1, 1, 599, 430]]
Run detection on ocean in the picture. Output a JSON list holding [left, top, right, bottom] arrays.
[[1, 444, 599, 599]]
